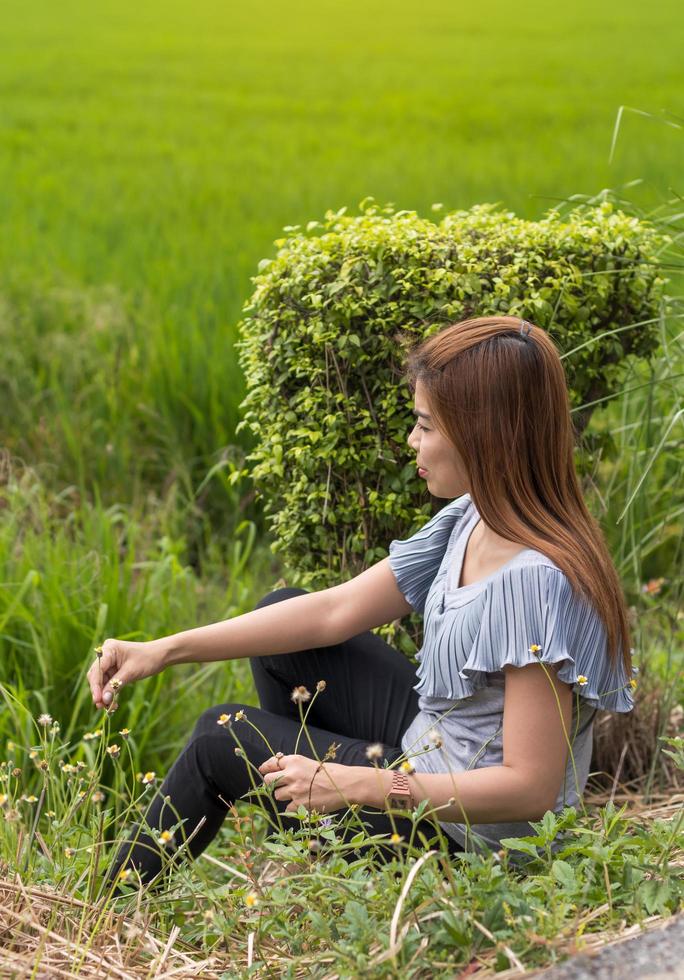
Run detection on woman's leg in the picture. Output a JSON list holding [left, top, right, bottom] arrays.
[[102, 701, 462, 897], [249, 587, 421, 747]]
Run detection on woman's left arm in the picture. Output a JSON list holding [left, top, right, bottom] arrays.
[[260, 663, 574, 822]]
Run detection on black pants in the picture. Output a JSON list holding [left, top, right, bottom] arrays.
[[102, 588, 464, 895]]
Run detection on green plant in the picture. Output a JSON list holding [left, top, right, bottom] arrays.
[[235, 199, 670, 603]]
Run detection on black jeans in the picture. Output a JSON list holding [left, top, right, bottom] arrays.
[[102, 588, 464, 895]]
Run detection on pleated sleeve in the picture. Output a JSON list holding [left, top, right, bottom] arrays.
[[388, 493, 471, 615], [458, 562, 636, 712]]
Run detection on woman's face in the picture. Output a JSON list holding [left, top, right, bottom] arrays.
[[407, 377, 469, 499]]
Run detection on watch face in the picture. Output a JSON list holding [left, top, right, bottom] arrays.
[[389, 794, 411, 809]]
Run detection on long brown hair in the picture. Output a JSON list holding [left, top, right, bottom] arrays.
[[404, 315, 632, 678]]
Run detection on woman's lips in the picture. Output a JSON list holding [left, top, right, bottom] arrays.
[[418, 468, 428, 478]]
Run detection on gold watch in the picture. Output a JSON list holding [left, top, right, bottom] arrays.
[[386, 769, 413, 810]]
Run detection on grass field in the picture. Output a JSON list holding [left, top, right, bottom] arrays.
[[1, 2, 683, 974], [2, 0, 684, 508]]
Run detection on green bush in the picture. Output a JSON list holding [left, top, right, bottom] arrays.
[[235, 198, 670, 601]]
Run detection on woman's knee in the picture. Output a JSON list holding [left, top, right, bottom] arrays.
[[191, 702, 249, 740], [254, 587, 308, 611]]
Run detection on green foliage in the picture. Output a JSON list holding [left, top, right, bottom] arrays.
[[236, 199, 670, 594]]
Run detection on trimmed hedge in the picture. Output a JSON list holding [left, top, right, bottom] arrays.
[[234, 199, 669, 620]]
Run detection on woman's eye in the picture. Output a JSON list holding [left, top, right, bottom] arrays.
[[416, 423, 429, 432]]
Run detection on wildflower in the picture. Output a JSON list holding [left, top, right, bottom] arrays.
[[291, 685, 311, 704], [46, 810, 56, 817], [29, 750, 39, 760], [400, 761, 415, 775], [158, 830, 175, 846], [244, 892, 258, 908], [110, 678, 122, 691], [427, 728, 443, 749], [7, 741, 15, 751], [64, 847, 75, 858], [22, 795, 39, 804], [308, 839, 321, 854], [630, 678, 638, 690], [83, 730, 102, 742], [75, 761, 87, 770], [62, 763, 77, 774], [216, 713, 232, 727], [37, 760, 49, 771], [118, 868, 132, 882], [577, 675, 588, 687], [50, 722, 60, 734], [528, 644, 542, 656], [92, 790, 106, 803], [203, 910, 215, 922], [316, 680, 326, 693], [234, 710, 246, 722], [119, 728, 131, 739], [142, 772, 156, 785], [390, 833, 404, 845], [0, 794, 8, 806], [365, 743, 384, 761], [106, 744, 121, 758], [641, 577, 666, 596], [11, 768, 22, 777], [76, 790, 86, 801], [37, 713, 52, 726]]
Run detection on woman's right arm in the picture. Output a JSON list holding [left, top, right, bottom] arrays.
[[87, 558, 412, 708]]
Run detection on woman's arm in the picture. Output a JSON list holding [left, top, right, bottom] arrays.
[[352, 661, 574, 823]]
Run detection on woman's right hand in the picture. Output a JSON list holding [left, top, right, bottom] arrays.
[[87, 638, 168, 710]]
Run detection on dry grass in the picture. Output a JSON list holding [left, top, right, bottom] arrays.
[[0, 786, 681, 980]]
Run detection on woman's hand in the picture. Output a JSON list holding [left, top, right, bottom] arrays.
[[87, 638, 168, 710], [258, 754, 359, 815]]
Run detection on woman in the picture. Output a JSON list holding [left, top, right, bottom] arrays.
[[88, 315, 636, 896]]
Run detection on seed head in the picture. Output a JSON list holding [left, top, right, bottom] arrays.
[[92, 790, 105, 803], [290, 685, 311, 704], [316, 680, 326, 693], [37, 713, 53, 726], [365, 743, 384, 761]]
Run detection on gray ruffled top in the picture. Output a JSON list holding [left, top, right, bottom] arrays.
[[388, 492, 636, 856]]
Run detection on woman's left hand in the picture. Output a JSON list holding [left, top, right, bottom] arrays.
[[258, 754, 356, 814]]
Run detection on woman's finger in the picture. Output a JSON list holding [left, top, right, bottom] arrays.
[[258, 757, 281, 773]]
